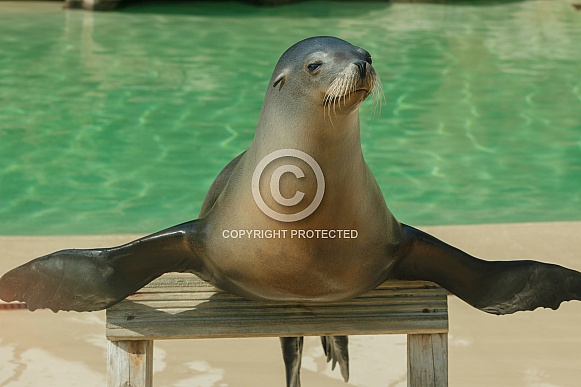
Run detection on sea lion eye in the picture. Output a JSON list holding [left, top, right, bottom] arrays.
[[307, 62, 322, 73]]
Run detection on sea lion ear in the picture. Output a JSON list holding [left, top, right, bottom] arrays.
[[273, 73, 286, 90]]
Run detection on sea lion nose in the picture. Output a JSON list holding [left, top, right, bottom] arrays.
[[354, 60, 367, 79]]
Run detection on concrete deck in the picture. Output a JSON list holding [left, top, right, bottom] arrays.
[[1, 222, 580, 386]]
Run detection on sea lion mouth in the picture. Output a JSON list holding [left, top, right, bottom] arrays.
[[322, 88, 370, 106]]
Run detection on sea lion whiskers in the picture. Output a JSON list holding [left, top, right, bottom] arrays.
[[370, 75, 385, 116], [323, 68, 361, 120], [335, 72, 353, 117], [323, 65, 377, 121], [344, 71, 358, 108]]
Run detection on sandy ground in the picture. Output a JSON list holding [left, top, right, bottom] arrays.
[[1, 222, 581, 386]]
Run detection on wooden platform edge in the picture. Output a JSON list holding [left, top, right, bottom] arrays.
[[106, 274, 449, 341]]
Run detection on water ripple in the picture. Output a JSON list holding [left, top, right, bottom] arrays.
[[0, 1, 579, 234]]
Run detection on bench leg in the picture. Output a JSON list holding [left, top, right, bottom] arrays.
[[107, 340, 153, 387], [407, 333, 448, 387]]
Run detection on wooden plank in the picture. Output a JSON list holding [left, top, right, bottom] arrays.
[[106, 275, 448, 341], [111, 299, 446, 316], [407, 333, 448, 387], [107, 340, 153, 387]]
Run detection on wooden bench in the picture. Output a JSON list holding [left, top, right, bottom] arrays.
[[106, 274, 448, 386]]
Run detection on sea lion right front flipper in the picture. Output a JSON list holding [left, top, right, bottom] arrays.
[[321, 335, 349, 382], [394, 224, 581, 315], [0, 219, 207, 312]]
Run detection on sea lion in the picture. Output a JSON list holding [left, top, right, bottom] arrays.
[[1, 36, 581, 387]]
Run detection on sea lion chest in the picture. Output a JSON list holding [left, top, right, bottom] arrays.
[[201, 153, 401, 302]]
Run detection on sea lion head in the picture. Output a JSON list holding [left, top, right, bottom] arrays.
[[266, 36, 380, 119]]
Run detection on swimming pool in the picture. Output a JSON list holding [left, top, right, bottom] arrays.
[[0, 1, 579, 235]]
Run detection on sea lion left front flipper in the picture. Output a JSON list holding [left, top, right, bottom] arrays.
[[394, 224, 581, 315], [0, 220, 207, 312]]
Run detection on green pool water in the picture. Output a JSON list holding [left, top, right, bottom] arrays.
[[0, 1, 580, 235]]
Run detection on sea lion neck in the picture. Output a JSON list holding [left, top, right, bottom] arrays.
[[250, 102, 365, 169]]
